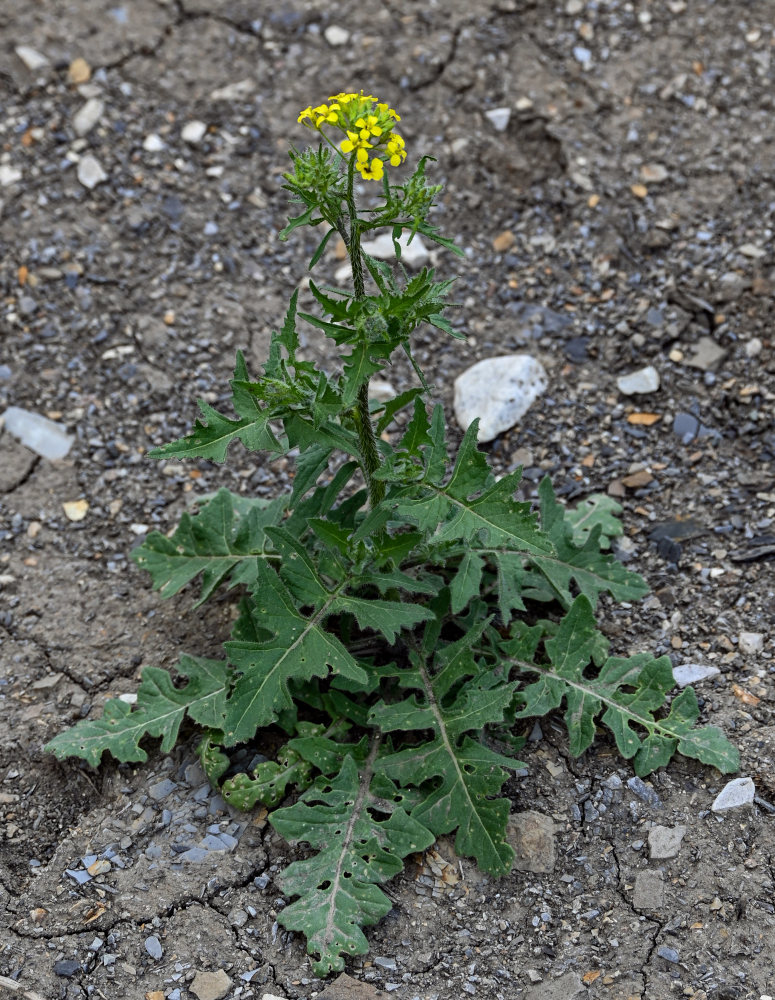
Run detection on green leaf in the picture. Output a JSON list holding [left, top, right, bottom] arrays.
[[132, 489, 286, 604], [148, 352, 282, 462], [272, 753, 434, 976], [45, 656, 228, 766], [222, 739, 317, 809], [375, 387, 426, 435], [222, 562, 367, 745], [529, 478, 648, 608], [374, 628, 520, 876], [508, 595, 739, 775], [449, 551, 485, 614], [566, 493, 624, 549], [309, 227, 337, 269]]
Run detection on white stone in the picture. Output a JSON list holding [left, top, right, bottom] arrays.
[[672, 663, 720, 688], [143, 133, 165, 152], [77, 154, 107, 189], [324, 25, 350, 46], [360, 231, 430, 270], [2, 406, 74, 460], [738, 243, 765, 259], [566, 0, 584, 12], [711, 777, 755, 813], [454, 355, 548, 442], [210, 78, 255, 101], [616, 365, 660, 395], [0, 164, 22, 187], [745, 337, 763, 358], [15, 45, 49, 71], [485, 107, 511, 132], [73, 98, 104, 137], [739, 632, 764, 655], [182, 120, 208, 144], [368, 380, 396, 403]]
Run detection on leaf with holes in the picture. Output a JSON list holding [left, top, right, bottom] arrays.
[[271, 752, 434, 975]]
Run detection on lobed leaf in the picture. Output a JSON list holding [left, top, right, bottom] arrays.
[[132, 489, 286, 604], [272, 753, 434, 975], [45, 656, 228, 766]]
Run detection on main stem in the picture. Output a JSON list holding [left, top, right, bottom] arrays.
[[345, 160, 385, 508]]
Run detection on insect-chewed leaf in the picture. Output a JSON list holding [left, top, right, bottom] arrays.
[[528, 478, 649, 608], [222, 561, 367, 745], [45, 656, 228, 766], [271, 754, 434, 976], [509, 595, 739, 775], [133, 489, 286, 604], [221, 742, 315, 809]]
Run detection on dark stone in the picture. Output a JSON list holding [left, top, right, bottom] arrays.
[[54, 960, 81, 977]]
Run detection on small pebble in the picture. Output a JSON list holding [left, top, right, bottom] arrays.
[[143, 133, 165, 152], [53, 960, 81, 978], [738, 632, 763, 655], [15, 45, 49, 71], [73, 98, 104, 137], [145, 935, 163, 960], [182, 120, 208, 144], [672, 663, 720, 687], [648, 824, 686, 859], [77, 154, 108, 190], [324, 25, 349, 46], [657, 945, 680, 964], [485, 107, 511, 132], [617, 365, 660, 395]]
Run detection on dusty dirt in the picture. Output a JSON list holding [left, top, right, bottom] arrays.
[[1, 1, 774, 998]]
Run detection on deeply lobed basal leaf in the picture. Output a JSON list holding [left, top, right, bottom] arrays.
[[271, 752, 434, 976], [505, 595, 739, 776], [45, 656, 228, 766]]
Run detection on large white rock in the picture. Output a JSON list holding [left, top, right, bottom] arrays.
[[360, 231, 429, 270], [454, 355, 547, 442], [2, 406, 74, 459], [616, 365, 660, 395]]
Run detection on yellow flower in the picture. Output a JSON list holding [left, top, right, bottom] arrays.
[[312, 103, 341, 127], [355, 115, 383, 140], [377, 102, 400, 122], [297, 106, 314, 126], [386, 133, 406, 167], [358, 156, 384, 181], [341, 129, 373, 158]]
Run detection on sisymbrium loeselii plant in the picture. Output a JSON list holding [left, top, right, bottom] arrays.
[[47, 92, 739, 976]]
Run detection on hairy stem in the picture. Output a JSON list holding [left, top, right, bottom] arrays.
[[344, 159, 385, 508]]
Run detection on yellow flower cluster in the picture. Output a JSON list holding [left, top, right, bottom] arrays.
[[297, 91, 406, 181]]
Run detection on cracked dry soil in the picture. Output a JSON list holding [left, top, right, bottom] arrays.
[[1, 1, 775, 998]]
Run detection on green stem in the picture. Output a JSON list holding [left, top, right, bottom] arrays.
[[344, 158, 385, 508]]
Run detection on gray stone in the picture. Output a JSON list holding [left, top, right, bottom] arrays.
[[360, 231, 429, 270], [178, 847, 210, 863], [485, 107, 511, 132], [632, 870, 665, 910], [200, 834, 229, 851], [648, 824, 687, 859], [65, 868, 92, 885], [210, 78, 255, 101], [190, 969, 233, 1000], [73, 98, 105, 137], [616, 365, 660, 395], [672, 663, 721, 688], [507, 810, 556, 873], [525, 970, 585, 1000], [454, 354, 548, 442], [739, 632, 764, 655], [711, 777, 755, 813], [685, 336, 727, 371], [0, 434, 37, 492], [144, 935, 163, 960], [77, 154, 108, 189], [148, 778, 177, 801], [53, 960, 81, 977], [717, 271, 748, 301], [2, 406, 74, 460], [657, 945, 680, 964], [627, 774, 662, 808], [374, 956, 398, 971]]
